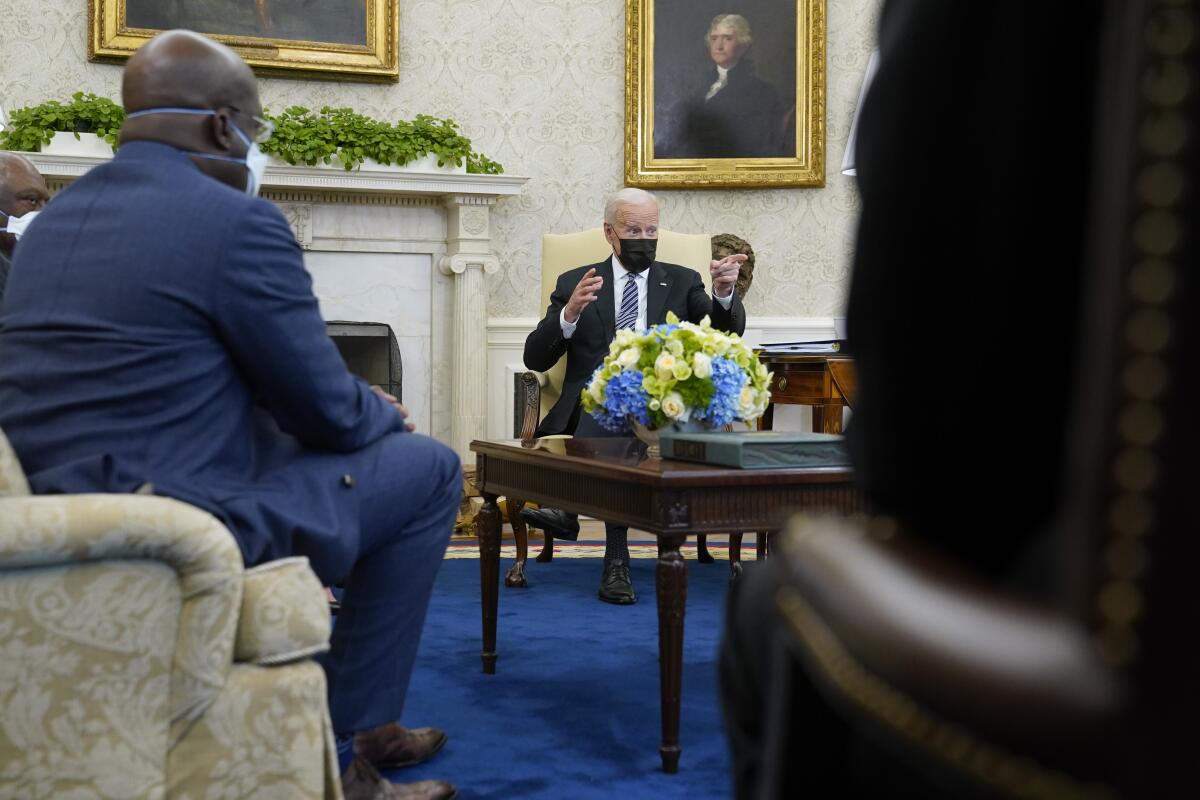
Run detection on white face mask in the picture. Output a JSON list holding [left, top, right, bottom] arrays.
[[231, 126, 269, 197], [0, 209, 40, 239], [125, 107, 269, 196]]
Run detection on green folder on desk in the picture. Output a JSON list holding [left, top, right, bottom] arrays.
[[658, 430, 851, 469]]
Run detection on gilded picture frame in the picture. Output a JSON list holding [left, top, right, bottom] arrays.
[[89, 0, 399, 83], [625, 0, 826, 189]]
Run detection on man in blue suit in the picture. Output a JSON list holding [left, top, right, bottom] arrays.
[[0, 31, 456, 800]]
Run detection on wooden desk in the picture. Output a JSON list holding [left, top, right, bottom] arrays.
[[470, 437, 864, 773], [756, 352, 857, 433]]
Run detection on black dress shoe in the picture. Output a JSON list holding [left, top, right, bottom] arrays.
[[519, 507, 580, 541], [599, 558, 637, 604]]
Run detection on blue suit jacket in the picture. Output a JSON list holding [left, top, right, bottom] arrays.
[[0, 142, 403, 582]]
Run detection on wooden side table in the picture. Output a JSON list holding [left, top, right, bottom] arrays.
[[756, 353, 857, 433]]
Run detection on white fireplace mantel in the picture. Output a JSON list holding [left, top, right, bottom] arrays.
[[22, 150, 529, 461], [26, 151, 529, 200]]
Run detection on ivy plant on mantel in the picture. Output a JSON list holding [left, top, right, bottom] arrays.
[[263, 106, 503, 174], [0, 95, 505, 175]]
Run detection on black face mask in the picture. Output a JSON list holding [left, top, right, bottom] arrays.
[[618, 238, 657, 273]]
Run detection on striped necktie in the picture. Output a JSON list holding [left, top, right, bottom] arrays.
[[615, 273, 639, 330]]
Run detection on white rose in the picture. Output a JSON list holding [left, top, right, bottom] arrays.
[[589, 378, 607, 403], [739, 386, 756, 417], [648, 398, 662, 411], [667, 339, 684, 356], [615, 329, 636, 346], [661, 392, 687, 420], [692, 352, 712, 379], [618, 347, 641, 369], [655, 352, 677, 381]]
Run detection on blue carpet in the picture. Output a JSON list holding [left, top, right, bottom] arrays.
[[386, 556, 744, 799]]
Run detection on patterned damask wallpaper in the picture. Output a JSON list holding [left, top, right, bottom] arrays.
[[0, 0, 881, 319]]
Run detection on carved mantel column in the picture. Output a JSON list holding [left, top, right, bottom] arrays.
[[439, 195, 500, 459]]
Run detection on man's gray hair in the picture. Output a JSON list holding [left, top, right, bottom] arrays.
[[604, 187, 657, 226], [707, 14, 753, 48]]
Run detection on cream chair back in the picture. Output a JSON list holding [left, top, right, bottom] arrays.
[[0, 426, 31, 497]]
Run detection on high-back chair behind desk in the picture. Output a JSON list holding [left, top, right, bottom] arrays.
[[504, 228, 712, 587]]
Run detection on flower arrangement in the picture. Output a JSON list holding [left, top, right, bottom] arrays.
[[580, 312, 772, 434]]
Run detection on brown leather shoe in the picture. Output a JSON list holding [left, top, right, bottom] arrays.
[[354, 722, 448, 768], [341, 756, 457, 800]]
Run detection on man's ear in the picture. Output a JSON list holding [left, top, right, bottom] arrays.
[[602, 222, 620, 251], [208, 110, 237, 152]]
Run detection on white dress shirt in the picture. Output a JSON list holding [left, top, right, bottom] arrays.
[[705, 65, 731, 101], [560, 254, 734, 339]]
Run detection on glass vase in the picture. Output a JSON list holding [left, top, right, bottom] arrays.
[[631, 421, 662, 459], [631, 418, 710, 460]]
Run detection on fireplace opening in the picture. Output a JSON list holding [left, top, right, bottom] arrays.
[[326, 321, 403, 402]]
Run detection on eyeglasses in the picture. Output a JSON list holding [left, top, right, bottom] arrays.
[[227, 106, 275, 144]]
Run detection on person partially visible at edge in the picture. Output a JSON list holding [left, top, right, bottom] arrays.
[[0, 30, 458, 800], [656, 14, 784, 159], [719, 0, 1106, 796], [519, 187, 747, 605], [0, 153, 50, 307]]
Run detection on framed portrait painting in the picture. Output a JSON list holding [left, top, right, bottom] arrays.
[[625, 0, 826, 189], [89, 0, 399, 82]]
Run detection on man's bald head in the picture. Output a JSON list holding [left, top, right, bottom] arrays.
[[0, 153, 39, 184], [118, 30, 263, 192], [123, 30, 257, 113]]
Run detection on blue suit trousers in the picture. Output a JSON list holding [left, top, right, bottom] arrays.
[[317, 431, 461, 736]]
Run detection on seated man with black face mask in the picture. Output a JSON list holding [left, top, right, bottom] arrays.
[[521, 187, 747, 604], [0, 152, 50, 306]]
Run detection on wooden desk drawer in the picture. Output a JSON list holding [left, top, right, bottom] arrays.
[[769, 370, 827, 403]]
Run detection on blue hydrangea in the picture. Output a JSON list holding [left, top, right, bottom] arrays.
[[699, 356, 746, 428], [593, 369, 650, 433], [651, 323, 680, 337]]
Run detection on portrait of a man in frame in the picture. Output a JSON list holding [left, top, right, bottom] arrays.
[[652, 1, 798, 161]]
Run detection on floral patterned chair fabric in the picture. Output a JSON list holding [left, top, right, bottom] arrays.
[[0, 427, 342, 800]]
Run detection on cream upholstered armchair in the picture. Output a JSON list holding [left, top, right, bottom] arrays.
[[504, 229, 717, 587], [0, 427, 342, 799]]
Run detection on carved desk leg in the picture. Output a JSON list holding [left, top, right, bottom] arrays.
[[504, 498, 529, 588], [478, 492, 501, 674], [656, 532, 688, 774], [696, 533, 715, 563], [729, 532, 744, 581]]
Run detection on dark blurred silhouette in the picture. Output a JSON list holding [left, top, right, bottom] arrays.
[[721, 0, 1198, 796]]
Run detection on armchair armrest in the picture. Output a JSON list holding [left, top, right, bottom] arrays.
[[516, 370, 545, 446], [236, 556, 331, 665], [0, 494, 244, 737], [772, 516, 1120, 761]]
